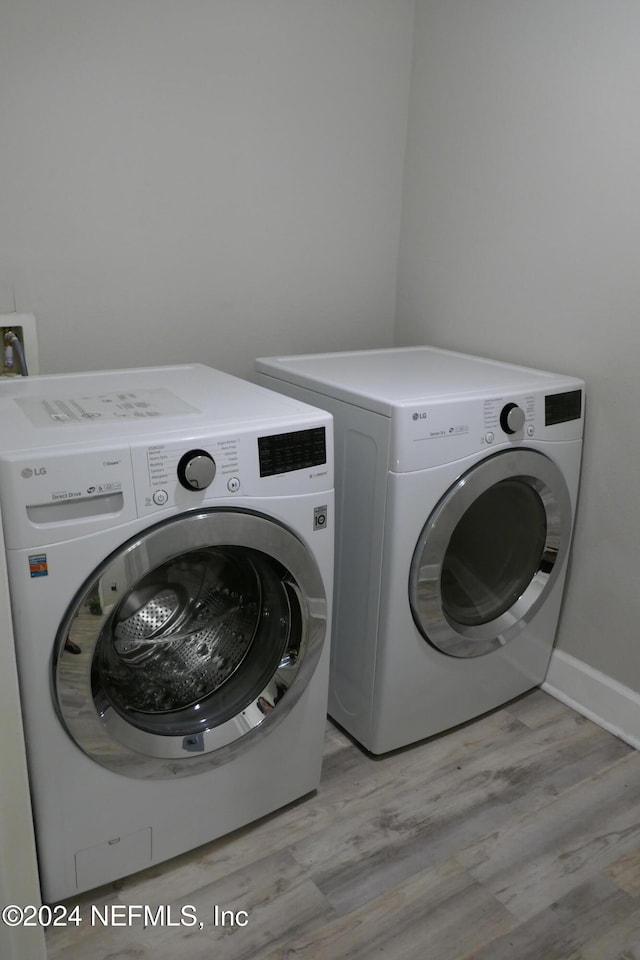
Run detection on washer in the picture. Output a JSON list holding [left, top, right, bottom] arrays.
[[256, 345, 584, 754], [0, 364, 333, 902]]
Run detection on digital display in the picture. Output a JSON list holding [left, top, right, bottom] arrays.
[[258, 427, 326, 477], [545, 390, 582, 426]]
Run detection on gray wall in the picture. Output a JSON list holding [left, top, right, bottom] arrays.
[[1, 0, 414, 379], [396, 0, 640, 690]]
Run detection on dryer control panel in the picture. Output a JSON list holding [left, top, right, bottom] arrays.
[[391, 386, 584, 473], [482, 395, 536, 440]]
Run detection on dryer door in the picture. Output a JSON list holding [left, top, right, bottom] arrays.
[[409, 449, 572, 658], [55, 509, 327, 779]]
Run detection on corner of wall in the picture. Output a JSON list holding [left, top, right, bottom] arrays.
[[543, 649, 640, 751]]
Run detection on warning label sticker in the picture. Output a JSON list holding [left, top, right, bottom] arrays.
[[16, 389, 199, 427]]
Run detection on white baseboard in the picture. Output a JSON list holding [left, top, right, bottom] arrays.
[[542, 649, 640, 751]]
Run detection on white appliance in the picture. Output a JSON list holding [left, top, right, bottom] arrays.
[[256, 346, 584, 754], [0, 364, 333, 902]]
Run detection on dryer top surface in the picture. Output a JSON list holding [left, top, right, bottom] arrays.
[[0, 363, 329, 453], [256, 346, 584, 416]]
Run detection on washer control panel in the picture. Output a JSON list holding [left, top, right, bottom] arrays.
[[132, 436, 242, 514], [0, 417, 333, 546], [130, 422, 331, 516]]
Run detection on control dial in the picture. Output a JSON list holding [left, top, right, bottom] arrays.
[[177, 449, 216, 491], [500, 403, 525, 435]]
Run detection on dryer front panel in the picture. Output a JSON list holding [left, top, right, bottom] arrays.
[[409, 449, 572, 658], [54, 508, 328, 778]]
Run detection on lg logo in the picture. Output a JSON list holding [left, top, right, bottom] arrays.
[[21, 467, 47, 479], [412, 412, 427, 421]]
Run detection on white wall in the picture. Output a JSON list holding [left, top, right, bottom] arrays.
[[396, 1, 640, 693], [0, 0, 414, 379]]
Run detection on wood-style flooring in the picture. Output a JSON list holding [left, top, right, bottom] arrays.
[[45, 690, 640, 960]]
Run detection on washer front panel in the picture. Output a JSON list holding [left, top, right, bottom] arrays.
[[409, 449, 572, 657], [55, 508, 327, 778]]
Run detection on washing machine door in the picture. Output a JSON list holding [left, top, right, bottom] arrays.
[[55, 509, 327, 779], [409, 449, 572, 658]]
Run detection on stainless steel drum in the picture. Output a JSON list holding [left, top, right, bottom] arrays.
[[106, 550, 261, 713], [54, 508, 328, 778]]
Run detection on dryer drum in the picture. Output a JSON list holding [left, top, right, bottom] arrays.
[[440, 479, 547, 627], [409, 449, 572, 658]]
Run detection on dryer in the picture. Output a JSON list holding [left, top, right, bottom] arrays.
[[256, 346, 584, 754], [0, 364, 333, 902]]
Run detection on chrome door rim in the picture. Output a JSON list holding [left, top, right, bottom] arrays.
[[54, 509, 327, 779], [409, 450, 571, 658]]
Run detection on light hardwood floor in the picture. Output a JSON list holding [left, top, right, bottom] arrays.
[[45, 690, 640, 960]]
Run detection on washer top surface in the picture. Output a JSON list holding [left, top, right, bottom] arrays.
[[0, 363, 326, 454], [257, 346, 583, 416]]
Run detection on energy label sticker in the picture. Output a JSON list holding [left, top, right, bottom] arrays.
[[29, 554, 48, 578]]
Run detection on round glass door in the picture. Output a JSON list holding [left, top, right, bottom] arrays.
[[409, 450, 571, 658], [55, 509, 327, 779]]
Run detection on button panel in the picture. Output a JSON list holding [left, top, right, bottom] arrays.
[[132, 437, 243, 515], [484, 395, 535, 433], [130, 423, 332, 516], [393, 389, 580, 473]]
